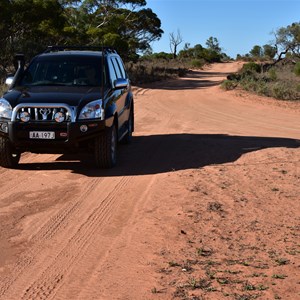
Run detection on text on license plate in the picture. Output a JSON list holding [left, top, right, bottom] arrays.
[[29, 131, 55, 139]]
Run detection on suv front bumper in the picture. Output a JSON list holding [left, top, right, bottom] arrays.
[[0, 118, 113, 153]]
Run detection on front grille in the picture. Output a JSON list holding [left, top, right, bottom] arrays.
[[12, 103, 76, 123], [17, 107, 71, 122]]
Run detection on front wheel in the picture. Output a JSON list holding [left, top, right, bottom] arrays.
[[95, 125, 117, 168], [122, 108, 133, 144], [0, 137, 21, 168]]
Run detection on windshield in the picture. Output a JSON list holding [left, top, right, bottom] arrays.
[[20, 56, 103, 87]]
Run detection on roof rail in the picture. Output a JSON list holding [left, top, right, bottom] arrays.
[[44, 46, 118, 54]]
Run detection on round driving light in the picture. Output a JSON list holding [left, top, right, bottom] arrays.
[[20, 111, 30, 122], [80, 125, 88, 132], [1, 123, 8, 133], [54, 112, 65, 123]]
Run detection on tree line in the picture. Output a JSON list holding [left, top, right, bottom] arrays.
[[0, 0, 298, 84], [146, 35, 229, 67], [0, 0, 163, 78], [237, 22, 300, 64]]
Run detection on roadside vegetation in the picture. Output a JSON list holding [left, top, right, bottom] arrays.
[[126, 39, 231, 84], [222, 60, 300, 100], [223, 22, 300, 101]]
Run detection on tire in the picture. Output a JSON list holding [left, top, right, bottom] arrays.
[[0, 137, 21, 168], [95, 124, 117, 168], [122, 108, 133, 144]]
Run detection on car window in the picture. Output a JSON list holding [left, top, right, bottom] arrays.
[[115, 57, 127, 79], [107, 58, 118, 85], [110, 57, 122, 79]]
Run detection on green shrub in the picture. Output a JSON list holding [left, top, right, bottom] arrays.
[[271, 82, 298, 100], [268, 68, 277, 81], [241, 62, 262, 73], [236, 59, 300, 101], [294, 61, 300, 76], [256, 81, 269, 95], [240, 76, 258, 91], [227, 73, 241, 81], [240, 77, 268, 95], [190, 59, 204, 68], [221, 80, 238, 90], [239, 62, 261, 80]]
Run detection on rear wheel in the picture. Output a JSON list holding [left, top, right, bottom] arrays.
[[95, 124, 117, 168], [0, 137, 21, 168]]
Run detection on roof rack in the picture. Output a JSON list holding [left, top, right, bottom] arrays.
[[44, 46, 118, 54]]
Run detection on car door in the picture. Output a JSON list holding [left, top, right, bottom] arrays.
[[107, 56, 129, 133]]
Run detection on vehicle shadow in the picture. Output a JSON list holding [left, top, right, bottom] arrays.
[[18, 134, 300, 176]]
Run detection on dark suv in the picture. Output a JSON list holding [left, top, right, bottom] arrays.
[[0, 46, 134, 168]]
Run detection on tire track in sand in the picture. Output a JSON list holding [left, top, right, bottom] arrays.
[[0, 176, 130, 300], [0, 176, 105, 298], [20, 177, 130, 300]]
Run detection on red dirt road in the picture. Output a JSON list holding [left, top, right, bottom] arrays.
[[0, 62, 299, 300]]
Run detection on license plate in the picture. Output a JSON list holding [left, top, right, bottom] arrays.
[[29, 131, 55, 139]]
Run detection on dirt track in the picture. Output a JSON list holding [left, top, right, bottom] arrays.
[[0, 62, 299, 300]]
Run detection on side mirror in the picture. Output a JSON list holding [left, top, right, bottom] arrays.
[[13, 54, 25, 71], [114, 78, 128, 90], [9, 54, 25, 88]]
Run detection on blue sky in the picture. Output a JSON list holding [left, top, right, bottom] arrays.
[[145, 0, 300, 58]]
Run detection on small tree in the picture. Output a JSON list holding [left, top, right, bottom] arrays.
[[206, 36, 221, 53], [183, 42, 190, 51], [263, 44, 276, 59], [273, 22, 300, 61], [169, 29, 183, 59], [250, 45, 263, 58]]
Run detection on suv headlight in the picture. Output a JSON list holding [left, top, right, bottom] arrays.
[[0, 98, 12, 119], [78, 100, 104, 120]]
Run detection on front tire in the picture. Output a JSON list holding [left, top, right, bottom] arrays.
[[0, 137, 21, 168], [122, 108, 133, 144], [95, 124, 117, 168]]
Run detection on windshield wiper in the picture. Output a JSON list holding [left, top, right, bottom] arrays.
[[30, 81, 68, 86]]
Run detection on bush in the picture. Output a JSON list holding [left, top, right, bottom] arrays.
[[268, 68, 277, 81], [271, 82, 298, 100], [294, 61, 300, 76], [221, 80, 238, 90], [125, 59, 188, 84], [190, 59, 204, 68], [240, 77, 267, 95], [241, 62, 262, 73], [227, 73, 241, 81]]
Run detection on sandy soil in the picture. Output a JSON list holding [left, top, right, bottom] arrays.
[[0, 62, 299, 300]]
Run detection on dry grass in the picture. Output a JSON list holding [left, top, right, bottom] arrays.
[[126, 58, 190, 85], [223, 60, 300, 101]]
